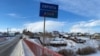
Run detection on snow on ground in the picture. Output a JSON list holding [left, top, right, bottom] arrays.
[[77, 37, 99, 48], [10, 39, 24, 56], [48, 37, 100, 56], [11, 39, 35, 56], [49, 37, 99, 51], [23, 40, 35, 56], [28, 39, 42, 46], [50, 37, 66, 44], [77, 37, 90, 40], [28, 37, 100, 56]]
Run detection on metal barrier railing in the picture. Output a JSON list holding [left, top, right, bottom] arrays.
[[24, 39, 62, 56]]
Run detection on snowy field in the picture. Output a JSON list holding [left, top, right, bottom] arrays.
[[28, 36, 100, 56], [49, 37, 100, 56]]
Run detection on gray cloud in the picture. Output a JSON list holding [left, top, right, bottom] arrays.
[[70, 19, 100, 33]]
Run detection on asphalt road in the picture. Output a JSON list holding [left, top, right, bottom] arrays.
[[0, 36, 20, 56]]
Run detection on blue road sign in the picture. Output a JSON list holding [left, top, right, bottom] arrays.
[[39, 2, 58, 18]]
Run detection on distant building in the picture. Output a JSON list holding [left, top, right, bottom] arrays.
[[0, 32, 3, 36], [52, 31, 59, 37], [93, 33, 100, 39]]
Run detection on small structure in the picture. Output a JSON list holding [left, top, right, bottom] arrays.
[[93, 33, 100, 39], [49, 37, 67, 47], [52, 31, 59, 37]]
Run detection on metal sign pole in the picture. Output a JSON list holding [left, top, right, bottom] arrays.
[[42, 16, 46, 56], [40, 2, 58, 56]]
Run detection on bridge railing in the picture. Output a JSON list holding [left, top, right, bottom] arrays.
[[24, 39, 62, 56]]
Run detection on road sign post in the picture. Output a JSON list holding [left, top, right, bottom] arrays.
[[39, 2, 58, 56]]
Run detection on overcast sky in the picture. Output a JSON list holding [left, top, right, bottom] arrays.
[[0, 0, 100, 33]]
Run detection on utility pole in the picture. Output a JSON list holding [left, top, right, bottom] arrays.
[[7, 28, 9, 37]]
